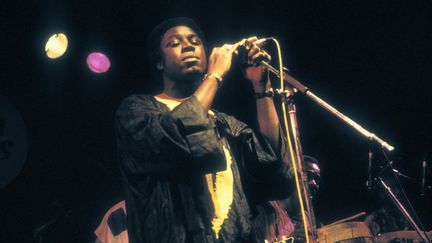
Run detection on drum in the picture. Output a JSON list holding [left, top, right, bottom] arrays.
[[318, 221, 374, 243], [375, 230, 432, 243]]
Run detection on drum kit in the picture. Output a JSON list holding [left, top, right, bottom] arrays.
[[313, 170, 432, 243], [317, 221, 432, 243], [270, 221, 431, 242], [273, 160, 432, 243]]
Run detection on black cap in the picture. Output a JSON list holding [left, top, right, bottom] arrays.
[[146, 17, 207, 80]]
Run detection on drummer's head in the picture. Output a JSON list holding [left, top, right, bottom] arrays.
[[303, 155, 321, 197]]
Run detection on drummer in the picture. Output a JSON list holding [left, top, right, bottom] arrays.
[[252, 155, 321, 242], [280, 155, 322, 241]]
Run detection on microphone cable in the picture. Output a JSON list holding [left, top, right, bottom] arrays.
[[268, 37, 312, 243]]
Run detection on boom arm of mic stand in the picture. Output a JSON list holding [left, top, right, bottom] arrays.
[[260, 61, 395, 152]]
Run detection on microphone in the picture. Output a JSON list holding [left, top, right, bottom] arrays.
[[250, 37, 272, 47], [229, 37, 272, 54], [233, 37, 273, 66], [421, 155, 427, 196]]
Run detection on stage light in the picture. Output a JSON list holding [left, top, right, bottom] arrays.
[[45, 33, 68, 59], [86, 52, 110, 73]]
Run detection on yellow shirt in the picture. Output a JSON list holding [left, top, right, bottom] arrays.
[[154, 95, 234, 239]]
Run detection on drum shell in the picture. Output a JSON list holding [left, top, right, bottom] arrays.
[[318, 221, 374, 243]]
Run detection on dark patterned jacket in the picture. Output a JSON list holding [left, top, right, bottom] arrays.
[[115, 94, 292, 243]]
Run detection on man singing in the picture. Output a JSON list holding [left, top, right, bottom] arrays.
[[115, 17, 293, 242]]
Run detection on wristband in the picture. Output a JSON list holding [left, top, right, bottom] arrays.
[[254, 88, 274, 99], [203, 73, 223, 88]]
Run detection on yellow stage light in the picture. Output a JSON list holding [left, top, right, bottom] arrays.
[[45, 33, 68, 59]]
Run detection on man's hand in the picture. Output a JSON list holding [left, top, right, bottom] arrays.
[[207, 43, 241, 78], [241, 37, 271, 89], [194, 43, 241, 112]]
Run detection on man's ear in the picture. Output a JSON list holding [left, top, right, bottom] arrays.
[[156, 62, 163, 71]]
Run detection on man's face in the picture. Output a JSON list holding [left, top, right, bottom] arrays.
[[159, 25, 207, 82], [305, 162, 321, 197]]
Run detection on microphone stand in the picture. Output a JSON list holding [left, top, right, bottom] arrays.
[[376, 176, 431, 243], [283, 94, 318, 241], [259, 59, 394, 242], [260, 61, 394, 152]]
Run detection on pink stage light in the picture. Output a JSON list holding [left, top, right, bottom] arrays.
[[87, 52, 111, 73]]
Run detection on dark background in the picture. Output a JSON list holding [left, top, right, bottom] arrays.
[[1, 0, 431, 242]]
